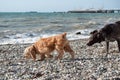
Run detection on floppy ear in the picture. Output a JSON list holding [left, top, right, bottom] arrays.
[[62, 32, 67, 38], [30, 45, 36, 61], [90, 30, 98, 34]]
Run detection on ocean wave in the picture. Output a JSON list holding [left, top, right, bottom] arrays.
[[0, 25, 9, 27], [87, 21, 97, 25], [0, 13, 119, 44], [0, 30, 90, 45], [38, 24, 63, 32], [3, 33, 37, 39], [0, 37, 40, 45]]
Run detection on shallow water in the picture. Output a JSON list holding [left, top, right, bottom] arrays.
[[0, 12, 120, 44]]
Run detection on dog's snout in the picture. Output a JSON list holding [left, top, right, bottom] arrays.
[[87, 42, 92, 46], [87, 43, 90, 46], [23, 55, 27, 58]]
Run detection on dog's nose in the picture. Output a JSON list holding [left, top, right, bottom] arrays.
[[87, 43, 91, 46], [87, 43, 90, 46], [23, 55, 28, 59], [23, 56, 26, 58]]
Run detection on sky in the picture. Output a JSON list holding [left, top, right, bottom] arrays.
[[0, 0, 119, 12]]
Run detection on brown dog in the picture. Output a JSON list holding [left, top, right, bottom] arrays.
[[87, 21, 120, 56], [24, 33, 74, 61]]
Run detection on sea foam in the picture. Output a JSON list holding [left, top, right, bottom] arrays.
[[0, 30, 90, 45]]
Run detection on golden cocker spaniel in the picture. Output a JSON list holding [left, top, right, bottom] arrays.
[[24, 33, 74, 61]]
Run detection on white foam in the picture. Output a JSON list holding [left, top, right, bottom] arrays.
[[0, 30, 90, 45], [0, 37, 40, 45], [67, 30, 90, 40], [68, 35, 89, 40], [6, 33, 37, 39], [0, 35, 89, 45]]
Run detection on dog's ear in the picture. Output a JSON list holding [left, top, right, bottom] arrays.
[[90, 30, 98, 34], [62, 32, 67, 38], [30, 45, 36, 61]]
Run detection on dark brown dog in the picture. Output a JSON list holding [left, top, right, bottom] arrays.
[[24, 33, 74, 61], [87, 21, 120, 55]]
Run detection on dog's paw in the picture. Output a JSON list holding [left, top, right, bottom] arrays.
[[55, 56, 59, 60], [49, 55, 53, 58], [46, 55, 53, 58], [36, 59, 44, 61]]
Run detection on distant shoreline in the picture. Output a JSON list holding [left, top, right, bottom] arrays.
[[0, 9, 120, 13], [68, 9, 120, 13]]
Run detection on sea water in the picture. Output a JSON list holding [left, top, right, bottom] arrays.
[[0, 12, 120, 44]]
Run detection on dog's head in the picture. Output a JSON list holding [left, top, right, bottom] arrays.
[[56, 32, 67, 39], [23, 45, 36, 60], [87, 30, 105, 46], [55, 32, 68, 45]]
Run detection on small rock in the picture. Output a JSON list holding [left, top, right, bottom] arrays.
[[76, 32, 81, 35]]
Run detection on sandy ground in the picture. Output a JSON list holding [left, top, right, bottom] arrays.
[[0, 39, 120, 80]]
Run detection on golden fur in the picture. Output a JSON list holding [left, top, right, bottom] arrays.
[[24, 33, 74, 61]]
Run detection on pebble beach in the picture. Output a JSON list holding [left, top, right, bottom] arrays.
[[0, 39, 120, 80]]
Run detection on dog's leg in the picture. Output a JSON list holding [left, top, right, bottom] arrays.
[[40, 54, 45, 61], [116, 38, 120, 52], [46, 53, 53, 58], [56, 50, 64, 60], [30, 52, 36, 61], [64, 44, 74, 59], [105, 41, 109, 57], [55, 46, 64, 60]]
